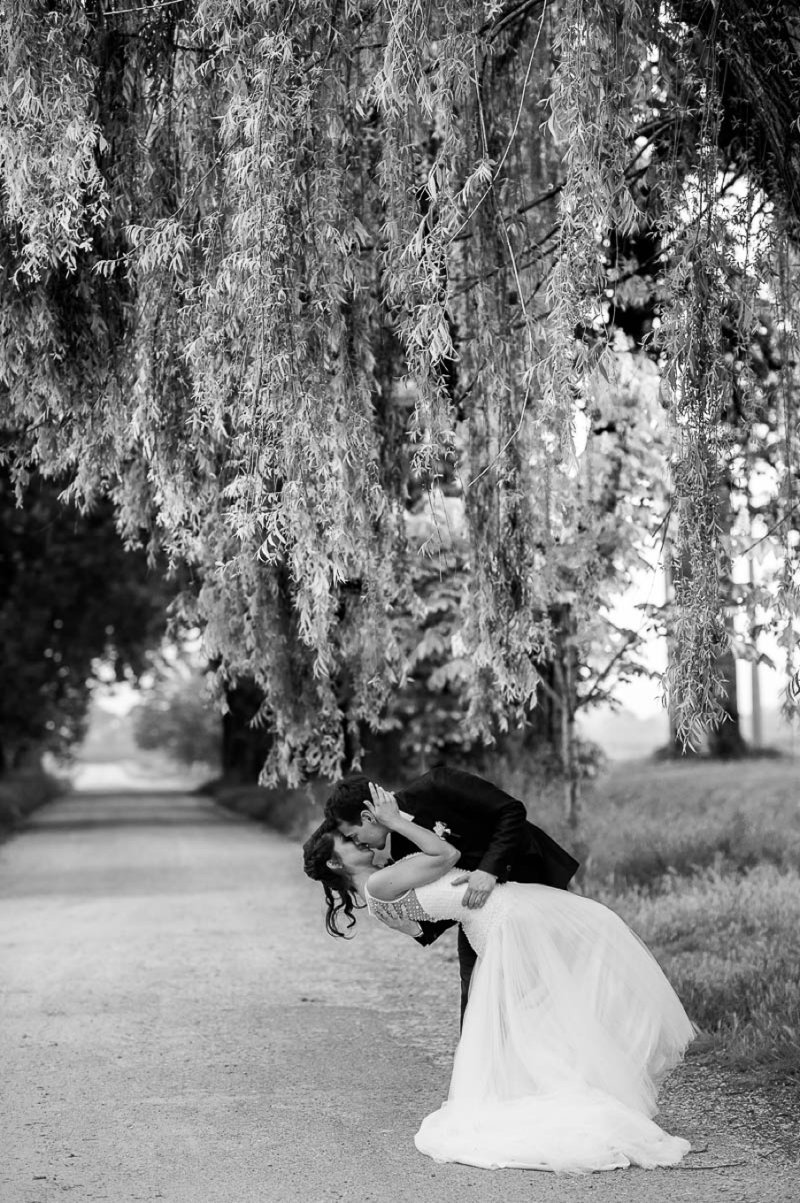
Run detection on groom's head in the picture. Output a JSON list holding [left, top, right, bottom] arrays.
[[324, 775, 388, 849]]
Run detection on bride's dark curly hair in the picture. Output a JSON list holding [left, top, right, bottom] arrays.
[[302, 822, 365, 938]]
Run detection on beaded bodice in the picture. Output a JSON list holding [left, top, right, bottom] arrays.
[[364, 867, 509, 955], [366, 888, 430, 926]]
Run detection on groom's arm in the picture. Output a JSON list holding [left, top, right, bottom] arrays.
[[427, 765, 529, 880]]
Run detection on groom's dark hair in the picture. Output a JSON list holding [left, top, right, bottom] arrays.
[[323, 775, 373, 825]]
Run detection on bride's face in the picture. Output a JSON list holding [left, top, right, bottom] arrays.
[[332, 833, 374, 873]]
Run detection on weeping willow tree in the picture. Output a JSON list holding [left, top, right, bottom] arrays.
[[1, 0, 798, 785]]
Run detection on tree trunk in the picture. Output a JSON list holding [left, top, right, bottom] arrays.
[[706, 646, 748, 757], [551, 603, 581, 832], [523, 666, 562, 752], [220, 683, 273, 783], [749, 557, 763, 748], [9, 742, 44, 772], [504, 605, 583, 829]]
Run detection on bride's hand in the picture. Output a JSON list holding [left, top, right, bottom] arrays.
[[367, 783, 402, 828]]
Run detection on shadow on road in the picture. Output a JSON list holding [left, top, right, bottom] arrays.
[[20, 792, 238, 832]]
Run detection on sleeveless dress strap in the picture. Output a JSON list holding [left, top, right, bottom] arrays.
[[363, 876, 429, 930]]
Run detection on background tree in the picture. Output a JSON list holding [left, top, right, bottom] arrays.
[[131, 654, 221, 769], [0, 467, 174, 773], [1, 1, 798, 785], [607, 186, 800, 757]]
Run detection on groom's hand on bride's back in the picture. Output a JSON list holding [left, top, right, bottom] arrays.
[[451, 868, 497, 909]]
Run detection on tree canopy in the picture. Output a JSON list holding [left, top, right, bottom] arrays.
[[1, 0, 798, 782]]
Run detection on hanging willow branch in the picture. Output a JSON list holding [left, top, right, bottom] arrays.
[[1, 0, 799, 778], [546, 0, 649, 464]]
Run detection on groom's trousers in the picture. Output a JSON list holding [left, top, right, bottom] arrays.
[[458, 926, 478, 1028]]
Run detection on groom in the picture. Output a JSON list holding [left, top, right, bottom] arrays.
[[322, 764, 579, 1022]]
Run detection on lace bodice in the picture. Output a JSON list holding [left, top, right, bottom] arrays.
[[364, 867, 509, 955]]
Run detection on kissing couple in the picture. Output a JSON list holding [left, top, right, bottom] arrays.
[[303, 764, 694, 1173]]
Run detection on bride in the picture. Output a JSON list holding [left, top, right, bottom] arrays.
[[305, 784, 695, 1174]]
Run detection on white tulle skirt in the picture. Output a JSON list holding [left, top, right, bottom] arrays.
[[413, 882, 695, 1173]]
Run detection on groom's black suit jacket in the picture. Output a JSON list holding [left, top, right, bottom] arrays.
[[389, 765, 580, 947]]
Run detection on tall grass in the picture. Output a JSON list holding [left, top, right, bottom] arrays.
[[601, 865, 800, 1080], [487, 755, 800, 883], [580, 758, 800, 888]]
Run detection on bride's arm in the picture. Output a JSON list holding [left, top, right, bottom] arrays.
[[365, 786, 459, 902], [368, 847, 459, 901]]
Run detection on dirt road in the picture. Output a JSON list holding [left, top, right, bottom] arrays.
[[0, 791, 794, 1203]]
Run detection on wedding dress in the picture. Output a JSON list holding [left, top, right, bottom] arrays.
[[365, 868, 694, 1173]]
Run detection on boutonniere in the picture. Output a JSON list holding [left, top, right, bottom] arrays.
[[433, 820, 454, 839]]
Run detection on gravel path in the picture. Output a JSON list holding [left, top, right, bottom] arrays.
[[0, 790, 795, 1203]]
